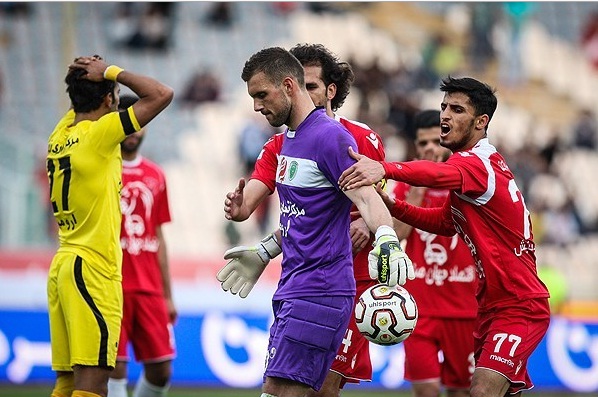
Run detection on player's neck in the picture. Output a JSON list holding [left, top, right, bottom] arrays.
[[122, 152, 140, 162], [73, 108, 109, 125]]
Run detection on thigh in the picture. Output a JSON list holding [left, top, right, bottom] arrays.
[[265, 296, 353, 391], [403, 316, 441, 383], [439, 318, 476, 389], [129, 293, 176, 363], [48, 253, 71, 372], [61, 255, 123, 369], [474, 299, 550, 394]]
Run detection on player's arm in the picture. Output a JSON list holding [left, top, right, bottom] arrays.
[[156, 225, 177, 324], [394, 186, 426, 240], [250, 134, 281, 193], [218, 178, 276, 298], [224, 178, 271, 222], [117, 69, 174, 128], [339, 147, 462, 190], [68, 55, 174, 128], [344, 185, 414, 286], [351, 128, 387, 253], [388, 192, 456, 237]]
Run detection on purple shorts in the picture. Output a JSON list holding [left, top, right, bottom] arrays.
[[264, 295, 353, 391]]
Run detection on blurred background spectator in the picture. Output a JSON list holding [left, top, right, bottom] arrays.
[[571, 108, 597, 150], [108, 2, 175, 51], [203, 2, 234, 28], [496, 2, 537, 88], [581, 10, 598, 71], [467, 3, 497, 73], [179, 68, 223, 108]]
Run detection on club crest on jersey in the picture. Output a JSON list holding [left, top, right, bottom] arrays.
[[289, 161, 298, 180], [277, 157, 288, 183]]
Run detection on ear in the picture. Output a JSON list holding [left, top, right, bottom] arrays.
[[327, 83, 337, 101], [476, 114, 489, 130], [104, 90, 116, 109], [282, 76, 294, 95]]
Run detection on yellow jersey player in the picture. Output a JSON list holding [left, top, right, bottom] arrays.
[[46, 55, 173, 397]]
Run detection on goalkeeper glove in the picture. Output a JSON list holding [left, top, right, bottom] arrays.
[[368, 225, 414, 287], [216, 233, 282, 298]]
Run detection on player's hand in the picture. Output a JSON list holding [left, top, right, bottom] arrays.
[[166, 297, 178, 325], [368, 226, 414, 287], [338, 147, 385, 190], [68, 55, 109, 82], [224, 178, 247, 221], [350, 217, 370, 255], [375, 183, 396, 211], [216, 233, 282, 298]]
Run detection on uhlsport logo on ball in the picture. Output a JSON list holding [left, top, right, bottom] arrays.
[[355, 283, 418, 345]]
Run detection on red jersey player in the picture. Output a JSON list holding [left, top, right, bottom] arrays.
[[108, 95, 176, 397], [391, 110, 477, 397], [339, 76, 550, 397], [217, 44, 400, 396]]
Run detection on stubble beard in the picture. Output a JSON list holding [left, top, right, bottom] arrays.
[[268, 98, 292, 128], [441, 119, 476, 152]]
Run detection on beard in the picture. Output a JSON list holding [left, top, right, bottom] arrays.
[[441, 119, 476, 152], [121, 136, 144, 154], [267, 98, 292, 128]]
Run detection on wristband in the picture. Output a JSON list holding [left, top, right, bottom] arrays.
[[375, 225, 397, 241], [260, 233, 282, 259], [103, 65, 124, 81]]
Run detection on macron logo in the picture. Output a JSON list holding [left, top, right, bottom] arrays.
[[366, 133, 379, 149]]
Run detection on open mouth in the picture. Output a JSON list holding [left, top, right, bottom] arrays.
[[440, 123, 450, 137]]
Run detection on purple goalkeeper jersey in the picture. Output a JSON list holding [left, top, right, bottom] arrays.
[[274, 107, 357, 300]]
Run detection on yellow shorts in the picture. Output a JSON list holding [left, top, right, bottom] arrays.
[[47, 252, 122, 371]]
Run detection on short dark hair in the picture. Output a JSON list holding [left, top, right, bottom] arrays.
[[65, 67, 115, 113], [413, 109, 440, 131], [290, 43, 354, 112], [118, 94, 139, 111], [241, 47, 305, 87], [440, 76, 497, 124]]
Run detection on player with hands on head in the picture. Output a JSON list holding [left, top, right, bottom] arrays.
[[46, 55, 173, 397], [226, 46, 409, 397], [338, 76, 550, 397], [218, 43, 412, 397]]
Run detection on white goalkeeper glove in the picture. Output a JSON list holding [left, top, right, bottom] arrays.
[[368, 225, 414, 287], [216, 233, 282, 298]]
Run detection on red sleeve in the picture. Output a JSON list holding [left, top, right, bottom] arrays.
[[393, 181, 409, 201], [250, 133, 283, 193], [382, 160, 462, 189], [390, 196, 456, 236], [155, 176, 171, 225]]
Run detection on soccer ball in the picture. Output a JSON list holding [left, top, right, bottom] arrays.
[[355, 283, 418, 346]]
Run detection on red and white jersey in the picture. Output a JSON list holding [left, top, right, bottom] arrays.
[[394, 183, 477, 318], [251, 114, 385, 281], [385, 138, 549, 311], [120, 156, 171, 294]]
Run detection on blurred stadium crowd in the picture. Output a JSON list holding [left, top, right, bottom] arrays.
[[1, 2, 598, 310]]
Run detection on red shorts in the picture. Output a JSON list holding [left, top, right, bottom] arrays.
[[332, 279, 374, 387], [475, 298, 550, 394], [404, 316, 476, 389], [117, 292, 176, 363]]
